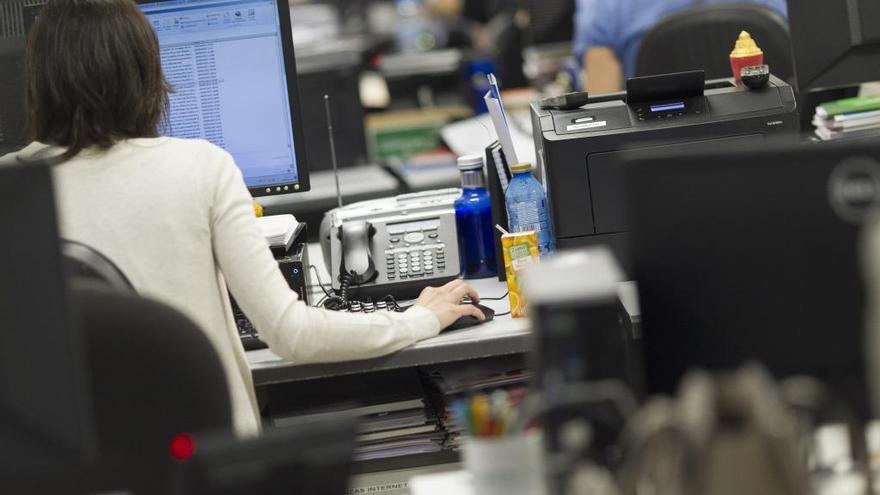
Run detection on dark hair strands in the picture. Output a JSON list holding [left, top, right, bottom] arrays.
[[26, 0, 171, 160]]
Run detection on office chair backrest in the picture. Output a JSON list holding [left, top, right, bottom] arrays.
[[524, 0, 574, 46], [61, 240, 135, 293], [68, 281, 234, 495], [635, 4, 792, 82]]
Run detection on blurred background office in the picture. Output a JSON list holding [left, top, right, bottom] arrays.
[[268, 0, 799, 222], [573, 0, 788, 94]]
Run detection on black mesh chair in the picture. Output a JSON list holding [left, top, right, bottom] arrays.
[[634, 3, 792, 82], [61, 240, 134, 293], [62, 244, 234, 494]]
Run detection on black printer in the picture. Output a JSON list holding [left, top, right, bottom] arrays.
[[530, 71, 798, 270]]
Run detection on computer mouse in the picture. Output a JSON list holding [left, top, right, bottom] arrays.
[[445, 302, 495, 331]]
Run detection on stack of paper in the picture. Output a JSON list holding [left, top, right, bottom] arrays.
[[257, 214, 298, 249], [351, 402, 446, 462], [813, 95, 880, 141], [273, 388, 446, 462]]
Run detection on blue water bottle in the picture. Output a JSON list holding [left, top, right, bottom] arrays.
[[505, 162, 555, 255], [454, 154, 497, 279]]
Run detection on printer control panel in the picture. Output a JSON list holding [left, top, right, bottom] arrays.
[[632, 98, 705, 122], [554, 97, 709, 135]]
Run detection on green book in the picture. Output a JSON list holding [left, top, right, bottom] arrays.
[[817, 95, 880, 118]]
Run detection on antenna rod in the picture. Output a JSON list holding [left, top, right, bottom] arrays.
[[324, 94, 343, 209]]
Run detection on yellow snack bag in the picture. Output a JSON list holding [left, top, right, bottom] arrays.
[[501, 231, 540, 317]]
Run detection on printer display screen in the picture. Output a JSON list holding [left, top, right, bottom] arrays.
[[650, 102, 686, 113]]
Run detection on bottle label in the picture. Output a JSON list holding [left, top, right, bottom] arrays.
[[509, 201, 543, 232]]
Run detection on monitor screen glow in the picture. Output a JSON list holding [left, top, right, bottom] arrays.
[[139, 0, 305, 194]]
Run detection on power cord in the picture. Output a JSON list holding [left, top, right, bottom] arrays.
[[310, 270, 511, 314], [308, 265, 333, 299], [481, 291, 509, 301], [316, 270, 410, 313]]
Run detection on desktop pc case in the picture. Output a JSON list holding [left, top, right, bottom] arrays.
[[530, 73, 798, 271], [235, 223, 310, 350]]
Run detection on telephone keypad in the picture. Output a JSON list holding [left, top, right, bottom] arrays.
[[384, 243, 450, 280]]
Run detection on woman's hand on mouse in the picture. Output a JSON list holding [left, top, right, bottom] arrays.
[[414, 279, 485, 329]]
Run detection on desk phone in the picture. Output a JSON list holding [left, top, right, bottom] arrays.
[[320, 189, 462, 301]]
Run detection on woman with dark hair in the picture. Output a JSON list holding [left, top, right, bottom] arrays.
[[3, 0, 485, 436]]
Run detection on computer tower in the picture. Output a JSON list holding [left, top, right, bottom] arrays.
[[237, 223, 311, 351]]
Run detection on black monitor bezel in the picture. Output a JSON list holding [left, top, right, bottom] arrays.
[[787, 0, 880, 92], [0, 160, 97, 489], [137, 0, 311, 196]]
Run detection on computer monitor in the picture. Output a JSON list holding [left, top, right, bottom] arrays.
[[137, 0, 310, 196], [787, 0, 880, 91], [0, 1, 39, 156], [2, 0, 310, 195], [625, 142, 874, 420], [0, 160, 97, 491]]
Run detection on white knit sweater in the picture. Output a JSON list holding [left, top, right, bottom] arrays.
[[5, 138, 441, 436]]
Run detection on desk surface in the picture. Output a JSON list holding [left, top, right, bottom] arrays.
[[247, 277, 527, 386], [246, 244, 640, 387], [409, 470, 473, 495]]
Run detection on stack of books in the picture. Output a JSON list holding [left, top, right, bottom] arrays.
[[813, 95, 880, 141]]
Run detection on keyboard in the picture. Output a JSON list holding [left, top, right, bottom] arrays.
[[236, 313, 268, 351], [237, 299, 408, 352]]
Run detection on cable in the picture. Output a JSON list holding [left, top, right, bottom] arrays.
[[495, 310, 511, 317], [382, 294, 408, 312], [315, 294, 329, 308], [481, 291, 510, 301], [308, 264, 333, 299], [321, 272, 353, 311]]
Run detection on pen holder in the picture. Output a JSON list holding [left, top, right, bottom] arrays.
[[461, 432, 547, 495]]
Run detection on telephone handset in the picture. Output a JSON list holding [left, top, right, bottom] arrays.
[[320, 189, 463, 301], [339, 220, 377, 285]]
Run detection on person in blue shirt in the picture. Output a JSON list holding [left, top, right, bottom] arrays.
[[573, 0, 788, 94]]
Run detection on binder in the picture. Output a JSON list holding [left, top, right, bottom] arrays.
[[485, 140, 511, 281]]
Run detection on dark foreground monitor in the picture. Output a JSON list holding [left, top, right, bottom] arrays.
[[173, 418, 357, 495], [788, 0, 880, 91], [626, 142, 876, 420], [0, 160, 96, 491]]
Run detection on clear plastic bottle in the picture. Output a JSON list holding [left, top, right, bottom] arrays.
[[454, 154, 497, 279], [505, 162, 555, 256]]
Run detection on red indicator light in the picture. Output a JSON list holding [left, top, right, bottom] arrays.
[[170, 433, 196, 461]]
